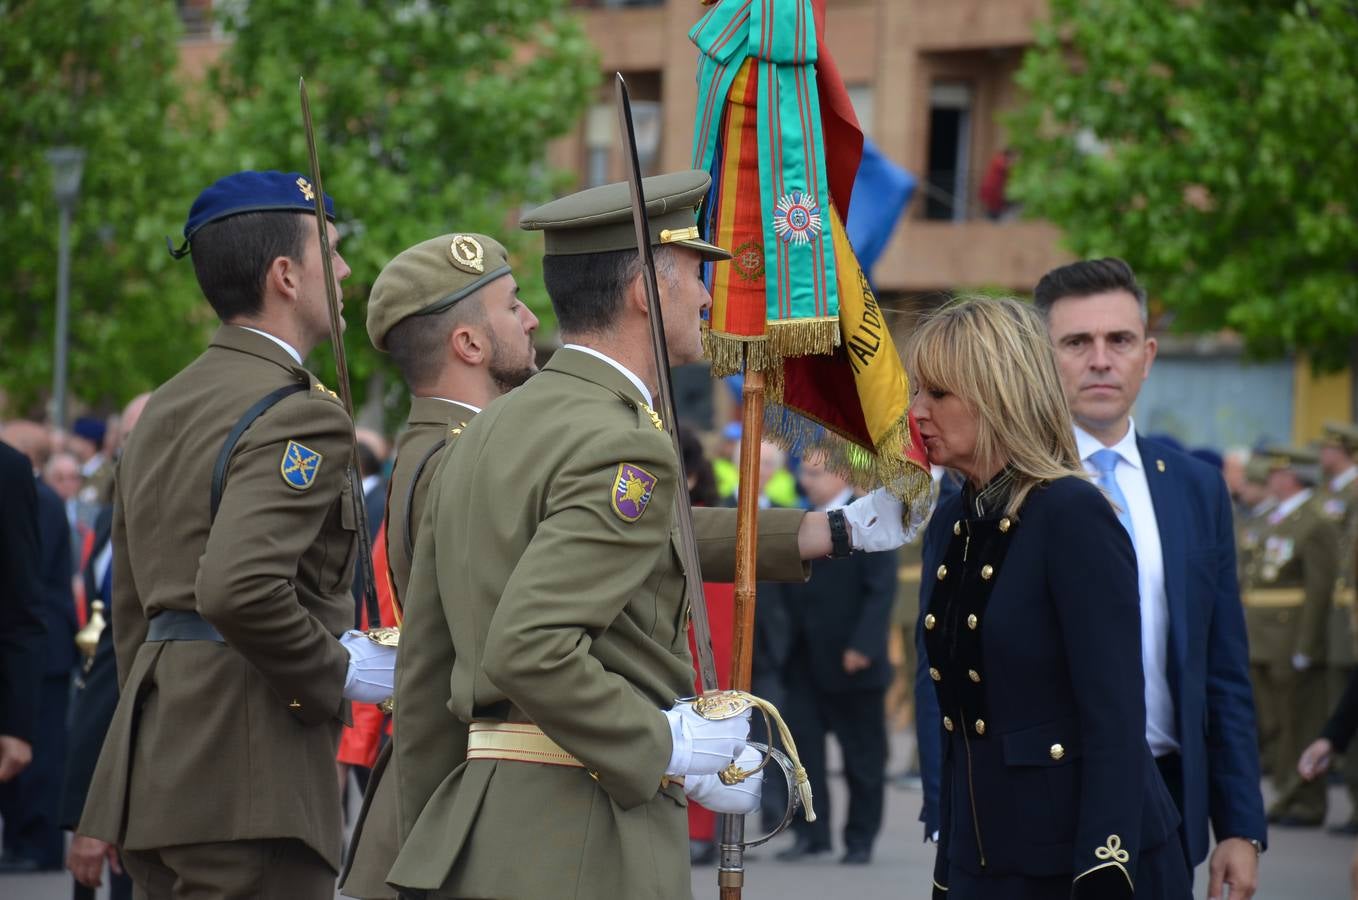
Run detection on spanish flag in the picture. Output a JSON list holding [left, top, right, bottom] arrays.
[[691, 0, 929, 499]]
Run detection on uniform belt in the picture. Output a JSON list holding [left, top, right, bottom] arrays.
[[146, 609, 225, 643], [465, 721, 684, 788], [1243, 588, 1306, 608]]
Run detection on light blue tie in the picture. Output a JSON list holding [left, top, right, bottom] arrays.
[[1090, 448, 1135, 541]]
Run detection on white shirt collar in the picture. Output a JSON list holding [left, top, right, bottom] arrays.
[[429, 397, 482, 414], [240, 326, 303, 365], [1074, 418, 1143, 471], [1273, 488, 1314, 522], [561, 344, 653, 407], [1332, 465, 1358, 493]]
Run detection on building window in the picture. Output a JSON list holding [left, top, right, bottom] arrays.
[[583, 95, 660, 187], [924, 82, 973, 222]]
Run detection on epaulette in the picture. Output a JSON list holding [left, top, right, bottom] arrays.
[[311, 379, 341, 403], [612, 390, 665, 432]]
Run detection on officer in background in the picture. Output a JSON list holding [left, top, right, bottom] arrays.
[[1239, 454, 1280, 772], [1320, 422, 1358, 833], [386, 171, 912, 899], [1243, 446, 1341, 827], [77, 171, 396, 899], [340, 232, 539, 899]]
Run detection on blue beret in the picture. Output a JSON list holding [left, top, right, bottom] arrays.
[[72, 416, 106, 448], [168, 170, 335, 258]]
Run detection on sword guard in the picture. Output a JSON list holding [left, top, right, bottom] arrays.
[[366, 626, 400, 648], [688, 689, 754, 721]]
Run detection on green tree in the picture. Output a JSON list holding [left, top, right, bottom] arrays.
[[202, 0, 598, 423], [0, 0, 201, 417], [1009, 0, 1358, 370]]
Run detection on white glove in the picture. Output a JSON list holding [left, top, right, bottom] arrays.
[[341, 630, 397, 704], [842, 487, 912, 552], [1292, 652, 1312, 672], [684, 746, 763, 814], [663, 700, 751, 777]]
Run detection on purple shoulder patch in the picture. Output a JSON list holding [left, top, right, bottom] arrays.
[[611, 463, 658, 523]]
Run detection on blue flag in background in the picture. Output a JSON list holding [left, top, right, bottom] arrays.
[[846, 138, 915, 277]]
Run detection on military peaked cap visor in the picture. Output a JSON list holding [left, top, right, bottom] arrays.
[[1322, 420, 1358, 452], [1261, 444, 1322, 483], [520, 170, 731, 261], [368, 233, 512, 351], [169, 170, 336, 259]]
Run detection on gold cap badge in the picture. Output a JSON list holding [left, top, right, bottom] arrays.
[[449, 234, 486, 274], [296, 177, 315, 201]]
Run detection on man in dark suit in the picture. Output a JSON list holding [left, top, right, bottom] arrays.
[[772, 454, 898, 864], [0, 439, 46, 788], [0, 421, 77, 872], [1035, 258, 1266, 897]]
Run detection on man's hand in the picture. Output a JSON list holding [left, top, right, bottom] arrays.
[[1298, 737, 1334, 781], [0, 735, 32, 782], [66, 834, 122, 889], [1208, 837, 1259, 900], [842, 649, 871, 674]]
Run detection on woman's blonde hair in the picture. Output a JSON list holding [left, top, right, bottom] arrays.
[[904, 296, 1086, 517]]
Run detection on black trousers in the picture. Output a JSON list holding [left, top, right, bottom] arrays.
[[783, 662, 887, 851], [1154, 751, 1194, 878], [0, 672, 70, 867]]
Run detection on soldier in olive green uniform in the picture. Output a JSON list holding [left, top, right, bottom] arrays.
[[1242, 446, 1341, 826], [77, 172, 397, 899], [340, 233, 538, 899], [1237, 455, 1280, 772], [387, 171, 915, 899], [1319, 421, 1358, 832]]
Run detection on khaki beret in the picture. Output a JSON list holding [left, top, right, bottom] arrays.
[[367, 233, 511, 351], [520, 169, 731, 261], [1322, 421, 1358, 452]]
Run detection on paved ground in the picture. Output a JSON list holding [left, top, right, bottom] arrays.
[[6, 731, 1353, 898]]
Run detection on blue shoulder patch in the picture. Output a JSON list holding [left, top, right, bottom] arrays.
[[280, 440, 323, 490]]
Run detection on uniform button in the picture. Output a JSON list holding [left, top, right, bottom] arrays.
[[289, 700, 301, 709], [981, 564, 994, 580], [953, 521, 961, 536], [974, 719, 986, 735], [999, 517, 1011, 533], [967, 613, 979, 630], [943, 716, 954, 732], [924, 614, 937, 630], [936, 564, 948, 580], [1050, 743, 1065, 760], [929, 667, 941, 682], [968, 669, 981, 683]]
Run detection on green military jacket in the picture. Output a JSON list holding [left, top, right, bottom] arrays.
[[341, 396, 474, 900], [1242, 493, 1341, 668], [1320, 472, 1358, 663], [387, 348, 808, 899], [78, 326, 357, 871]]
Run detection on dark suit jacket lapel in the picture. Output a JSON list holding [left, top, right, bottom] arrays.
[[1139, 435, 1188, 688]]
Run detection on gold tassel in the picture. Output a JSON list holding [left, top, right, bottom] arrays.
[[765, 317, 840, 359]]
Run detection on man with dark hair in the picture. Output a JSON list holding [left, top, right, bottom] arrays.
[[77, 171, 396, 899], [1034, 257, 1267, 897], [339, 232, 538, 899], [386, 171, 914, 899]]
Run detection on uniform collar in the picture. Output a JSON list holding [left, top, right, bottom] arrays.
[[408, 396, 479, 425], [963, 465, 1017, 518], [239, 326, 302, 365], [550, 346, 653, 408], [1074, 419, 1143, 471], [1272, 488, 1313, 523], [210, 324, 307, 373], [560, 344, 653, 407], [1332, 465, 1358, 493]]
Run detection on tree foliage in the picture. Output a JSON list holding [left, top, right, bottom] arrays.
[[1009, 0, 1358, 369], [201, 0, 598, 420], [0, 0, 201, 417]]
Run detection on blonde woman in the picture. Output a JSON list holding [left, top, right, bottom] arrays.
[[909, 298, 1188, 899]]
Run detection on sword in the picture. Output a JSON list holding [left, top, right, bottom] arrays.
[[613, 74, 720, 693], [298, 76, 385, 639]]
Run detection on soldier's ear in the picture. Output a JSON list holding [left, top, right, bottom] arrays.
[[449, 324, 485, 366], [265, 255, 299, 303], [624, 269, 652, 319]]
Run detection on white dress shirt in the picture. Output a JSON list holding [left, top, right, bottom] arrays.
[[562, 344, 653, 407], [430, 397, 482, 415], [1075, 421, 1179, 757], [241, 326, 303, 365]]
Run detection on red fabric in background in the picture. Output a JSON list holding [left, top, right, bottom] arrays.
[[337, 519, 398, 769], [687, 580, 736, 841]]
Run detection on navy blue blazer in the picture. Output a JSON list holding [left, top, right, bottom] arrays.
[[919, 476, 1179, 898], [0, 442, 47, 743], [1130, 437, 1266, 862], [34, 479, 77, 676]]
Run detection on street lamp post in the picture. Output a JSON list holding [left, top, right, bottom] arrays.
[[46, 146, 85, 432]]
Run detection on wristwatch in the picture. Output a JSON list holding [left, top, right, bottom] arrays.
[[827, 508, 853, 558], [1244, 838, 1264, 856]]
